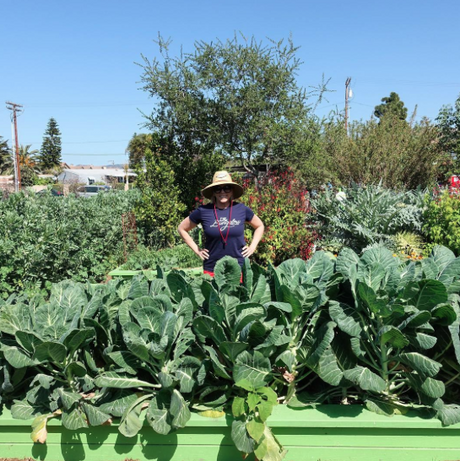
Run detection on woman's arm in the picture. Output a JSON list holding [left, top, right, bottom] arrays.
[[242, 215, 264, 258], [177, 217, 209, 261]]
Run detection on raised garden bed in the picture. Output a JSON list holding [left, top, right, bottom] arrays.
[[1, 405, 460, 461], [108, 266, 203, 280]]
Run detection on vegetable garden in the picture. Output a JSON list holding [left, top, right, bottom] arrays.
[[2, 183, 460, 461]]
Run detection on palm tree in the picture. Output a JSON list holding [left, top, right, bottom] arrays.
[[18, 144, 39, 170], [0, 136, 13, 174], [126, 133, 152, 168]]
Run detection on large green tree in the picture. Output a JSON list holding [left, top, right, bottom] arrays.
[[0, 136, 12, 174], [38, 118, 62, 171], [374, 92, 408, 121], [139, 34, 312, 178], [436, 93, 460, 175]]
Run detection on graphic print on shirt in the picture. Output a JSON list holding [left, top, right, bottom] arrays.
[[210, 217, 242, 231]]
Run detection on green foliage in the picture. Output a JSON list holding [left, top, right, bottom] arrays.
[[301, 114, 442, 190], [374, 92, 408, 121], [423, 192, 460, 256], [134, 148, 186, 247], [2, 248, 460, 458], [311, 183, 426, 253], [0, 189, 140, 297], [126, 132, 153, 169], [436, 93, 460, 177], [241, 169, 315, 265], [121, 244, 202, 271], [139, 34, 310, 178], [38, 118, 62, 171], [0, 136, 12, 174]]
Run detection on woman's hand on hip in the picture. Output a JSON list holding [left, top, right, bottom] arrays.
[[196, 248, 209, 260], [241, 245, 255, 258]]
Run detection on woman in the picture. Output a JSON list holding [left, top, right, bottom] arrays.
[[178, 171, 264, 277]]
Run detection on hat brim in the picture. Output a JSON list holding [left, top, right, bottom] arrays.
[[202, 182, 244, 200]]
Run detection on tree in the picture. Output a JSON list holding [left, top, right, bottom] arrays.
[[436, 93, 460, 175], [134, 146, 186, 247], [374, 92, 408, 121], [126, 132, 152, 168], [38, 118, 62, 171], [19, 144, 39, 170], [139, 34, 312, 179], [0, 136, 12, 174]]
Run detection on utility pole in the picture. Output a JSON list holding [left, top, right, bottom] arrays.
[[6, 101, 23, 191], [344, 77, 352, 134]]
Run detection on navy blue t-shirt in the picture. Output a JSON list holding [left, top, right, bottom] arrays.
[[189, 202, 254, 272]]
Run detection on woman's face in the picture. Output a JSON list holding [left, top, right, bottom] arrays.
[[213, 185, 233, 208]]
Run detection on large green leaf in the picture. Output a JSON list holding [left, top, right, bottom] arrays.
[[33, 341, 67, 364], [234, 351, 272, 389], [127, 275, 149, 299], [409, 280, 448, 311], [214, 257, 242, 291], [276, 258, 306, 285], [63, 328, 95, 354], [3, 347, 37, 368], [329, 301, 361, 337], [430, 245, 456, 274], [233, 307, 266, 338], [305, 251, 334, 283], [378, 326, 409, 348], [170, 389, 191, 428], [306, 321, 337, 367], [316, 346, 343, 386], [343, 366, 386, 392], [82, 403, 111, 426], [62, 407, 88, 430], [219, 341, 249, 362], [119, 400, 145, 437], [336, 247, 359, 279], [193, 315, 227, 345], [11, 399, 36, 419], [231, 419, 255, 454], [97, 390, 139, 417], [398, 352, 441, 377], [95, 372, 160, 389], [146, 405, 171, 435]]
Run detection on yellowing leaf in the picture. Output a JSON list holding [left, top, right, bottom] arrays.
[[197, 410, 225, 418]]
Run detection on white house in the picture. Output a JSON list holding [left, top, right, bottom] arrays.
[[57, 166, 137, 185]]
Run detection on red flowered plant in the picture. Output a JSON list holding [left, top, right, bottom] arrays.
[[240, 169, 317, 266]]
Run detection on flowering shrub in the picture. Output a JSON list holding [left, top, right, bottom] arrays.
[[241, 169, 316, 265]]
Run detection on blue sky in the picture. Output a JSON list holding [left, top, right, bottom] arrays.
[[2, 0, 459, 166]]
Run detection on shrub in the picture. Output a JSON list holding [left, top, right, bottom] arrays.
[[0, 189, 140, 297], [121, 243, 202, 271], [311, 183, 426, 253], [241, 169, 315, 265], [134, 148, 186, 247], [423, 191, 460, 255]]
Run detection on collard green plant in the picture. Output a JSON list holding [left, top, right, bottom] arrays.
[[2, 248, 460, 460]]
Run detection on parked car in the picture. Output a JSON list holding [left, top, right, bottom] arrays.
[[36, 188, 64, 197], [76, 185, 111, 197]]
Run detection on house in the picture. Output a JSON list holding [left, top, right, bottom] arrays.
[[57, 166, 137, 185]]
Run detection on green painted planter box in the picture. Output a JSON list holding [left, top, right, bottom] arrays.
[[1, 405, 460, 461], [108, 267, 203, 280]]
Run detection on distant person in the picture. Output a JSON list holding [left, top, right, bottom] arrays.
[[178, 171, 264, 278]]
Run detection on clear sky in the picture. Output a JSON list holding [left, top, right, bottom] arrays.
[[2, 0, 459, 166]]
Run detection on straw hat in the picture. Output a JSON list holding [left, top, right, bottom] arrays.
[[201, 171, 244, 200]]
